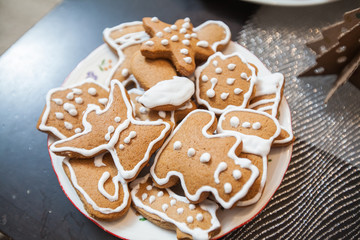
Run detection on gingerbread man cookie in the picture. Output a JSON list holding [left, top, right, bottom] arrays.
[[63, 153, 130, 220], [140, 17, 215, 76], [51, 80, 171, 181], [37, 79, 109, 139], [195, 52, 257, 114], [218, 109, 281, 206], [131, 174, 221, 240], [151, 110, 259, 209]]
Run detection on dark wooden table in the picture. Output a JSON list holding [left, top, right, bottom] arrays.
[[0, 0, 258, 239]]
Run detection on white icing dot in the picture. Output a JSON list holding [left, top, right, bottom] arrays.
[[170, 25, 177, 30], [226, 78, 235, 85], [140, 107, 149, 114], [108, 126, 115, 133], [155, 32, 163, 38], [184, 17, 190, 22], [234, 88, 243, 95], [124, 131, 137, 144], [177, 208, 184, 214], [241, 72, 248, 79], [142, 193, 148, 201], [220, 92, 229, 100], [191, 33, 197, 38], [114, 117, 121, 123], [121, 68, 129, 77], [72, 88, 82, 94], [180, 48, 188, 55], [187, 216, 194, 223], [88, 88, 97, 96], [196, 40, 209, 48], [162, 204, 169, 212], [63, 102, 75, 112], [182, 22, 190, 29], [228, 63, 236, 70], [52, 98, 63, 105], [66, 92, 74, 100], [252, 122, 261, 130], [183, 57, 192, 64], [157, 191, 164, 197], [230, 116, 240, 128], [206, 89, 215, 98], [224, 183, 232, 194], [164, 27, 171, 33], [173, 141, 182, 150], [215, 67, 222, 74], [212, 60, 218, 67], [149, 195, 156, 204], [170, 199, 176, 206], [200, 153, 211, 163], [145, 40, 154, 46], [119, 144, 125, 150], [158, 111, 166, 118], [233, 170, 242, 180], [55, 112, 64, 120], [98, 98, 108, 105], [146, 185, 152, 191], [75, 128, 82, 133], [75, 97, 83, 104], [151, 17, 159, 22], [64, 121, 73, 130], [189, 204, 195, 210], [179, 28, 187, 34], [161, 39, 169, 46], [182, 39, 190, 46], [211, 77, 217, 84], [69, 109, 78, 116], [242, 122, 251, 128], [170, 35, 179, 42], [187, 148, 196, 157], [184, 34, 191, 39], [201, 75, 208, 82], [196, 213, 203, 221]]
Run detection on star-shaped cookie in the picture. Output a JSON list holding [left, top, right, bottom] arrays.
[[51, 80, 172, 181], [140, 17, 215, 76]]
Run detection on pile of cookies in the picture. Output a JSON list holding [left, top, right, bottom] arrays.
[[37, 17, 294, 239]]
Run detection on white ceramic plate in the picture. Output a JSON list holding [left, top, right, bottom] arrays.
[[241, 0, 338, 6], [49, 42, 293, 239]]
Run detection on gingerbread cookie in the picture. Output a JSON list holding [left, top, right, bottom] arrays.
[[195, 52, 257, 114], [63, 153, 130, 220], [138, 76, 195, 111], [217, 109, 281, 206], [131, 174, 221, 240], [37, 79, 109, 139], [151, 110, 259, 209], [51, 80, 171, 181], [140, 17, 215, 76]]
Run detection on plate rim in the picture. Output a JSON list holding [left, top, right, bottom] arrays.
[[241, 0, 338, 7]]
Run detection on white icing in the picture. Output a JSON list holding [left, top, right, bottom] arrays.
[[55, 112, 64, 120], [173, 141, 182, 150], [230, 116, 240, 128], [156, 32, 163, 38], [215, 67, 222, 74], [226, 78, 235, 85], [213, 60, 218, 66], [182, 40, 190, 46], [161, 39, 169, 46], [75, 128, 82, 133], [224, 183, 232, 194], [189, 204, 195, 210], [184, 34, 191, 39], [191, 33, 197, 38], [69, 109, 78, 116], [162, 204, 169, 212], [232, 170, 241, 180], [201, 75, 208, 82], [124, 131, 136, 144], [196, 40, 209, 48], [234, 88, 243, 95], [66, 92, 74, 100], [177, 208, 184, 214], [179, 28, 187, 34], [158, 111, 166, 118], [177, 101, 193, 110], [214, 162, 227, 184], [94, 153, 106, 167], [105, 125, 115, 141], [146, 185, 153, 191], [121, 68, 129, 77], [142, 193, 148, 201], [138, 76, 194, 109], [240, 72, 249, 80], [163, 27, 171, 33], [182, 22, 190, 29], [220, 92, 229, 100], [149, 196, 156, 204], [151, 17, 159, 22], [170, 199, 176, 206], [252, 122, 261, 130], [97, 171, 120, 202], [88, 88, 97, 96], [114, 116, 121, 123], [145, 40, 154, 46], [187, 216, 194, 223], [157, 191, 164, 197], [171, 25, 177, 30], [64, 121, 73, 130], [196, 213, 203, 221], [180, 48, 188, 55], [171, 35, 179, 42], [242, 122, 251, 128], [193, 20, 231, 51], [227, 63, 236, 70], [72, 88, 82, 94], [187, 148, 196, 157], [139, 106, 149, 114], [75, 97, 83, 104], [183, 57, 192, 64], [119, 144, 124, 150], [200, 153, 211, 163], [184, 17, 190, 22], [206, 78, 217, 98], [52, 98, 63, 105], [98, 98, 108, 105]]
